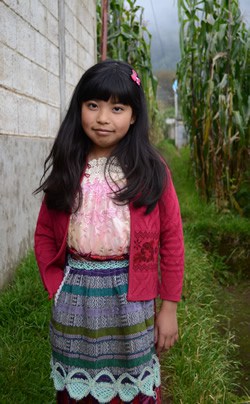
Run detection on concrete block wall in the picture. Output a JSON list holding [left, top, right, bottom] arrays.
[[0, 0, 96, 288]]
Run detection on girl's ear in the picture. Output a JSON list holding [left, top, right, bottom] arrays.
[[130, 115, 136, 125]]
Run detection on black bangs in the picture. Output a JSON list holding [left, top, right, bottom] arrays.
[[78, 63, 138, 108]]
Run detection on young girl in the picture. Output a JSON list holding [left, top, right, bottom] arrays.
[[34, 60, 184, 404]]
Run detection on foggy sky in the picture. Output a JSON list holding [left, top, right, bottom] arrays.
[[137, 0, 250, 71], [138, 0, 250, 30]]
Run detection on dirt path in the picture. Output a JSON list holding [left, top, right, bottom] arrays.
[[218, 280, 250, 396]]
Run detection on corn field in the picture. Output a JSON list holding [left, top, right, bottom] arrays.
[[177, 0, 250, 215], [96, 0, 163, 143]]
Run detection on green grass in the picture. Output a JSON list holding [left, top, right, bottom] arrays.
[[0, 140, 249, 403], [161, 239, 240, 403], [0, 253, 55, 403], [158, 140, 250, 403]]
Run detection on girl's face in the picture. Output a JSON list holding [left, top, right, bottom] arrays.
[[81, 98, 135, 158]]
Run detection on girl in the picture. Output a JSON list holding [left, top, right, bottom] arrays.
[[34, 60, 184, 404]]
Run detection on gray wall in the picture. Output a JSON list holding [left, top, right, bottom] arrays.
[[0, 0, 97, 288]]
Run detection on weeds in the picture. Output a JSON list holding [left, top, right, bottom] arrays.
[[161, 239, 240, 403], [159, 140, 250, 403]]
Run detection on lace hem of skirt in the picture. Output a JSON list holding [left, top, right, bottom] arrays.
[[51, 355, 161, 403]]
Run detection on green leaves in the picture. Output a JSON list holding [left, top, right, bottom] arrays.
[[177, 0, 250, 215]]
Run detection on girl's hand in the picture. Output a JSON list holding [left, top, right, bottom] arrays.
[[154, 301, 178, 354]]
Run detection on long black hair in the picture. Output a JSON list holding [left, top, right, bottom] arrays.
[[35, 59, 167, 214]]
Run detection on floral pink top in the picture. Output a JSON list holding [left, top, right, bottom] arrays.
[[67, 157, 130, 257]]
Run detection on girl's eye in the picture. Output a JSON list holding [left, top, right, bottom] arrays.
[[113, 106, 124, 112], [87, 102, 98, 109]]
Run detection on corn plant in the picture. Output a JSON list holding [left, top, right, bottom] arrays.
[[96, 0, 162, 143], [177, 0, 250, 214]]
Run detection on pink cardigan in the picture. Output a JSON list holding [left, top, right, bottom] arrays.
[[34, 170, 184, 302]]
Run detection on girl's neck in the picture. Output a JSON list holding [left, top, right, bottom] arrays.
[[88, 147, 112, 161]]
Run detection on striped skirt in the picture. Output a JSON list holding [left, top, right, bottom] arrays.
[[50, 256, 161, 404]]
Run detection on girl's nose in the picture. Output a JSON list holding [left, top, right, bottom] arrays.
[[96, 108, 110, 124]]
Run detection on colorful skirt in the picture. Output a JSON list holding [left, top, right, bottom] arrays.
[[50, 255, 161, 403]]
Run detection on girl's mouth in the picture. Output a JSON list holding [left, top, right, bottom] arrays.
[[93, 128, 114, 135]]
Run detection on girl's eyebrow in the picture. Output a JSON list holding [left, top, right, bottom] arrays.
[[84, 98, 128, 106]]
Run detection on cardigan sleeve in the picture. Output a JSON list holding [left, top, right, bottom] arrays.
[[34, 199, 65, 298], [158, 169, 184, 301], [34, 200, 58, 286]]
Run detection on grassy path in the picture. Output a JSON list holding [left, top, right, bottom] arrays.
[[0, 140, 249, 403], [158, 141, 250, 403]]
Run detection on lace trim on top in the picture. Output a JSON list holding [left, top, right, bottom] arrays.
[[50, 355, 160, 403], [86, 157, 125, 180]]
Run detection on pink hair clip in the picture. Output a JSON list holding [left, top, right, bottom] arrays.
[[131, 69, 141, 86]]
